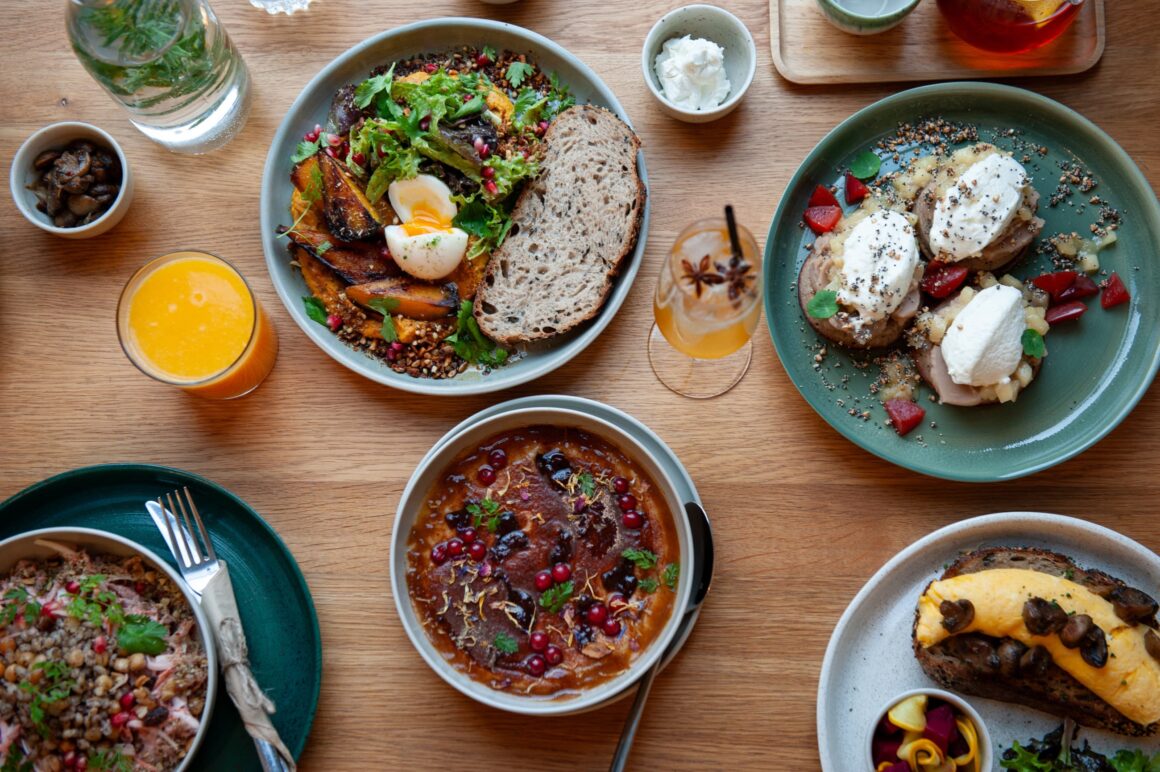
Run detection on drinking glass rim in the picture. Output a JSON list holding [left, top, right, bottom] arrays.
[[116, 250, 259, 387], [949, 0, 1085, 24], [664, 217, 763, 305]]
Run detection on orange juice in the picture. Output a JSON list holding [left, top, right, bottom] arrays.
[[118, 251, 278, 399]]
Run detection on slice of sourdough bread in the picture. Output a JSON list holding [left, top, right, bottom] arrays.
[[473, 105, 645, 345]]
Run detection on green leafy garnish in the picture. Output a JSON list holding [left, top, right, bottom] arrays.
[[1022, 328, 1046, 358], [117, 615, 169, 655], [663, 563, 680, 590], [87, 750, 134, 772], [482, 45, 497, 63], [291, 140, 320, 164], [1, 587, 29, 625], [446, 300, 509, 369], [453, 197, 515, 259], [622, 548, 658, 570], [539, 580, 573, 614], [1110, 750, 1160, 772], [466, 498, 503, 531], [638, 578, 659, 594], [452, 93, 486, 120], [1, 745, 33, 772], [20, 661, 75, 736], [806, 289, 839, 319], [364, 298, 400, 343], [849, 151, 882, 180], [353, 64, 396, 109], [493, 632, 519, 655], [576, 471, 596, 499], [505, 61, 535, 88], [278, 162, 324, 238], [303, 296, 328, 326]]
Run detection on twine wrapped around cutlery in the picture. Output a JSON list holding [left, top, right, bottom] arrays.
[[202, 563, 297, 770]]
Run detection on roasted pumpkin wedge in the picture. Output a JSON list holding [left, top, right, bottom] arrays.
[[346, 278, 459, 321], [290, 155, 320, 195], [294, 246, 386, 340], [318, 152, 382, 241], [447, 254, 487, 301], [280, 224, 398, 284]]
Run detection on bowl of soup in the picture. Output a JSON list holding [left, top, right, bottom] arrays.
[[391, 405, 693, 715]]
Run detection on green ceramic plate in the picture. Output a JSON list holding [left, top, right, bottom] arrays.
[[0, 464, 321, 769], [764, 82, 1160, 482]]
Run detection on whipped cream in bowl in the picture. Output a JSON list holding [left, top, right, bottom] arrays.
[[654, 35, 731, 112]]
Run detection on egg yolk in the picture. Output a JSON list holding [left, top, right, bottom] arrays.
[[401, 201, 453, 236]]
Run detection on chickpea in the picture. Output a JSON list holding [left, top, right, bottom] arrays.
[[128, 652, 147, 672], [0, 637, 15, 655], [28, 668, 43, 685], [112, 657, 129, 673], [60, 740, 75, 753], [188, 697, 204, 717], [16, 651, 33, 667], [4, 663, 19, 683], [67, 648, 85, 668], [133, 686, 149, 702], [96, 674, 113, 691], [159, 681, 177, 702], [84, 727, 102, 743]]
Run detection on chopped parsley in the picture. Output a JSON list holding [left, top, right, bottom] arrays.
[[20, 661, 75, 736], [118, 615, 169, 655], [576, 471, 596, 499], [493, 632, 519, 655], [505, 61, 535, 88], [364, 297, 400, 343], [539, 580, 573, 614], [638, 578, 659, 594], [1, 587, 39, 626], [663, 563, 680, 590], [467, 498, 502, 532], [622, 548, 658, 570], [87, 750, 134, 772]]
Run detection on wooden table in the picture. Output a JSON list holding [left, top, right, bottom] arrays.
[[2, 1, 1158, 768]]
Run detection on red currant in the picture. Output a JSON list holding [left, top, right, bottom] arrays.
[[551, 563, 571, 583], [467, 541, 486, 561], [447, 538, 464, 557], [544, 644, 563, 666], [612, 477, 630, 495], [602, 618, 622, 637], [622, 510, 644, 529], [527, 654, 546, 676], [534, 570, 553, 592], [585, 603, 608, 625], [530, 631, 548, 652]]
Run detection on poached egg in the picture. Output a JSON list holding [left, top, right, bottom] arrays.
[[929, 152, 1030, 261], [385, 174, 469, 281], [940, 284, 1024, 387]]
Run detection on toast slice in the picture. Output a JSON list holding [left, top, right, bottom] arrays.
[[913, 547, 1159, 737], [473, 105, 645, 345]]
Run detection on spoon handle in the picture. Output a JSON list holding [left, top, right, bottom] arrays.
[[608, 663, 660, 772]]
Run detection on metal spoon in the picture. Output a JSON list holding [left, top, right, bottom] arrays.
[[609, 501, 715, 772]]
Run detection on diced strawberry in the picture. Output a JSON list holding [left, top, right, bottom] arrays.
[[804, 205, 842, 235], [920, 262, 970, 299], [1056, 273, 1099, 303], [1101, 272, 1130, 309], [1045, 300, 1088, 324], [844, 172, 869, 204], [808, 184, 840, 208], [884, 399, 925, 436], [923, 704, 958, 755], [1030, 270, 1077, 299]]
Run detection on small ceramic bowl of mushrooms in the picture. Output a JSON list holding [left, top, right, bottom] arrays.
[[10, 122, 134, 238]]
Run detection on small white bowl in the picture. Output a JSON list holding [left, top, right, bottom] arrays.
[[10, 122, 134, 239], [0, 527, 217, 771], [866, 689, 993, 771], [391, 405, 695, 715], [642, 4, 757, 123]]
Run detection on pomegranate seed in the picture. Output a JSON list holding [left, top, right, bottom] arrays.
[[379, 244, 393, 261], [617, 494, 637, 511], [430, 544, 448, 565], [477, 465, 497, 486], [612, 477, 630, 495], [551, 563, 571, 583], [313, 123, 322, 136], [467, 541, 486, 561], [622, 510, 644, 529], [120, 692, 135, 709], [545, 644, 563, 665], [1045, 301, 1088, 325], [476, 52, 491, 67], [481, 165, 495, 179], [537, 120, 550, 135], [483, 180, 498, 195], [111, 711, 131, 728], [326, 314, 342, 332], [527, 654, 546, 676], [447, 538, 464, 557], [93, 635, 107, 654], [488, 449, 508, 469], [602, 618, 622, 637], [585, 603, 608, 625], [1101, 272, 1130, 309], [40, 603, 55, 618], [473, 136, 485, 152], [303, 130, 316, 143], [76, 758, 87, 772], [478, 144, 491, 160], [608, 593, 628, 614], [389, 341, 405, 353], [324, 147, 337, 158], [460, 527, 477, 543], [63, 751, 78, 769], [352, 152, 366, 166], [424, 62, 438, 73], [135, 581, 146, 594], [534, 570, 553, 591], [66, 580, 81, 594], [530, 631, 549, 652], [419, 116, 431, 131], [326, 133, 343, 147]]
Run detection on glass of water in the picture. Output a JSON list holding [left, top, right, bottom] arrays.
[[250, 0, 313, 13], [67, 0, 252, 154]]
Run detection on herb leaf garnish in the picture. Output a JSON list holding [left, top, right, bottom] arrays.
[[663, 563, 680, 590], [117, 615, 168, 655], [303, 296, 328, 326], [576, 472, 596, 499], [849, 151, 882, 180], [638, 578, 659, 594], [505, 61, 535, 88], [467, 498, 503, 532], [446, 300, 508, 369], [622, 548, 658, 570], [806, 289, 839, 319], [539, 580, 573, 614], [493, 632, 519, 655], [1022, 328, 1046, 358], [365, 298, 400, 343]]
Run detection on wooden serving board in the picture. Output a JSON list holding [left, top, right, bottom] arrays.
[[771, 0, 1105, 84]]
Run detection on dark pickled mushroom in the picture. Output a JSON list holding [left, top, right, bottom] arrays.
[[67, 194, 102, 217], [997, 638, 1027, 678], [445, 509, 470, 531], [33, 150, 61, 170], [537, 450, 570, 477], [55, 148, 91, 180], [1081, 628, 1108, 668], [1145, 630, 1160, 662], [1019, 644, 1053, 677], [416, 159, 475, 199], [1108, 586, 1159, 626], [939, 599, 975, 634], [506, 588, 535, 632], [960, 636, 1000, 671], [490, 529, 528, 561], [1022, 598, 1068, 635], [548, 529, 573, 566], [495, 510, 520, 536], [1059, 614, 1094, 649]]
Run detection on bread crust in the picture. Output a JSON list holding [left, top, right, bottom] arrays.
[[912, 547, 1159, 737]]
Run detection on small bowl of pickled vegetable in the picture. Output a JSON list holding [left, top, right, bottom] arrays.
[[868, 689, 992, 772]]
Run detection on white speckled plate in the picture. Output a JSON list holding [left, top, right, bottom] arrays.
[[817, 512, 1160, 770]]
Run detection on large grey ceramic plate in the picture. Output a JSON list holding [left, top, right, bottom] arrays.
[[764, 83, 1160, 481], [260, 19, 649, 395], [817, 512, 1160, 770]]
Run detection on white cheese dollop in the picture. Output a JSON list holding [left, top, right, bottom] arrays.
[[836, 210, 920, 324], [940, 284, 1025, 387], [930, 153, 1030, 260], [653, 36, 731, 112]]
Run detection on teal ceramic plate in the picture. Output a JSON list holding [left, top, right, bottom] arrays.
[[764, 82, 1160, 482], [0, 464, 321, 769]]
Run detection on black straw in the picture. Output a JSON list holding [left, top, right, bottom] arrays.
[[725, 205, 743, 262]]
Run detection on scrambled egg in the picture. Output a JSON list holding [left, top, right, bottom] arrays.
[[915, 569, 1160, 727]]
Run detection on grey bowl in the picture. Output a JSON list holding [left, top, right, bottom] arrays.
[[259, 19, 650, 395]]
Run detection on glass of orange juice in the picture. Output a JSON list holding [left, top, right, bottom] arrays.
[[649, 209, 763, 399], [117, 251, 278, 399]]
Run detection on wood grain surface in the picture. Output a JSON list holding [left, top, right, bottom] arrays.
[[2, 1, 1159, 769], [771, 0, 1104, 84]]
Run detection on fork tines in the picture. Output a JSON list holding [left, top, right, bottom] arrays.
[[159, 486, 217, 567]]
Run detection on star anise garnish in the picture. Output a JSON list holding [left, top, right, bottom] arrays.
[[716, 254, 755, 302], [680, 255, 725, 298]]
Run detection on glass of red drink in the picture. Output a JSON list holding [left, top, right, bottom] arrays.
[[937, 0, 1085, 54]]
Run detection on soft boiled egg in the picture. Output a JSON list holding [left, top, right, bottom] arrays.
[[384, 174, 469, 281]]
